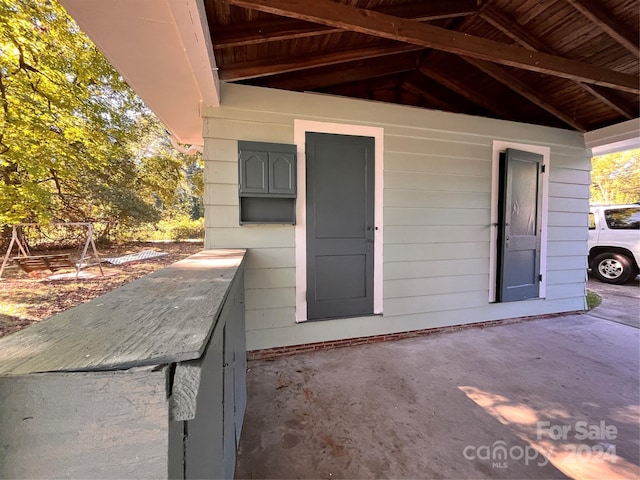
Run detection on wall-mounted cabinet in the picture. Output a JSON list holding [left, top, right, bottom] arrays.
[[238, 141, 296, 224]]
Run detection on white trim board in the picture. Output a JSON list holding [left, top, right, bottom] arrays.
[[584, 118, 640, 156], [489, 141, 550, 303], [294, 120, 384, 322]]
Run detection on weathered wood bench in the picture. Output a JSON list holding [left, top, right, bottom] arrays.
[[0, 249, 247, 479], [13, 253, 75, 273]]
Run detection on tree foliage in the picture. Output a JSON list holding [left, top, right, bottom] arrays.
[[590, 149, 640, 205], [0, 0, 202, 242]]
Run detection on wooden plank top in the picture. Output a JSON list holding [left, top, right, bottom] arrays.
[[0, 249, 246, 375]]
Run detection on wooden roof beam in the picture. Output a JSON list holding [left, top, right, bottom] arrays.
[[401, 70, 491, 115], [564, 0, 639, 57], [579, 85, 637, 120], [226, 0, 639, 94], [263, 52, 419, 90], [213, 0, 479, 49], [220, 42, 422, 81], [324, 75, 400, 96], [479, 6, 547, 52], [463, 58, 587, 131], [418, 64, 513, 119], [479, 5, 635, 120]]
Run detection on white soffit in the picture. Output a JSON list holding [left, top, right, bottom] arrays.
[[584, 118, 640, 156], [60, 0, 219, 145]]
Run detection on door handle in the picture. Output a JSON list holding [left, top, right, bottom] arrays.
[[366, 226, 376, 243]]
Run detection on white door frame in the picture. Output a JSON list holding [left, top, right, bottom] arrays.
[[294, 120, 384, 322]]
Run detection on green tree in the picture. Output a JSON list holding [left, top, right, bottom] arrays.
[[1, 0, 137, 223], [129, 114, 202, 217], [591, 149, 640, 205], [0, 0, 201, 243]]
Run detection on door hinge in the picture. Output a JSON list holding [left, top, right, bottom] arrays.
[[539, 274, 543, 282], [540, 164, 546, 173]]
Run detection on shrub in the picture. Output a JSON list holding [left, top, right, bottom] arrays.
[[166, 216, 204, 241]]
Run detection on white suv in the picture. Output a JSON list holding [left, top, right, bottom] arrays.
[[588, 204, 640, 284]]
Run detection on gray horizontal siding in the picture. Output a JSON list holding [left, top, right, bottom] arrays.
[[244, 268, 295, 290], [549, 182, 590, 199], [385, 152, 491, 176], [385, 258, 489, 280], [546, 255, 588, 271], [385, 190, 490, 209], [385, 171, 490, 192], [384, 274, 487, 299], [246, 287, 295, 311], [384, 291, 489, 316], [384, 207, 490, 226], [384, 242, 488, 262], [245, 307, 296, 331], [203, 83, 589, 351], [548, 211, 589, 227], [385, 226, 490, 244], [548, 197, 589, 213]]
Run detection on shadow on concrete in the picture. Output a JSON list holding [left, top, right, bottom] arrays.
[[236, 315, 640, 479]]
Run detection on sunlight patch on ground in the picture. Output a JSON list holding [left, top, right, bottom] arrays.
[[459, 385, 638, 479]]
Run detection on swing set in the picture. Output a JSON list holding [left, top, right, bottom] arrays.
[[0, 223, 104, 279]]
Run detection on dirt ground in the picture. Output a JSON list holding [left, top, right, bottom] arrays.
[[0, 241, 203, 338]]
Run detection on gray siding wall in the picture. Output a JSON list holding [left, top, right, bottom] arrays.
[[203, 83, 589, 351]]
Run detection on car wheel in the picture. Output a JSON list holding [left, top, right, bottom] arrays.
[[591, 253, 636, 285]]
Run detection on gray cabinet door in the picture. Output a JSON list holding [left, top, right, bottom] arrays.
[[239, 150, 268, 194], [268, 153, 296, 195], [498, 148, 543, 302], [306, 132, 375, 320]]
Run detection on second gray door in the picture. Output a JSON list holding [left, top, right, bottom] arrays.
[[306, 132, 375, 320], [497, 148, 543, 302]]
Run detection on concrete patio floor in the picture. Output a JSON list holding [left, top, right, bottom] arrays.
[[235, 312, 639, 479]]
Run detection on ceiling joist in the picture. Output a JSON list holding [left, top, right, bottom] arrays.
[[225, 0, 640, 94], [220, 42, 421, 81], [564, 0, 639, 57], [418, 64, 514, 119], [401, 72, 485, 115], [266, 52, 419, 91], [462, 57, 587, 131], [212, 0, 478, 49], [479, 5, 635, 120]]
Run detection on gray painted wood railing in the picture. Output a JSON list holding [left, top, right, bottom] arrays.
[[0, 249, 247, 479]]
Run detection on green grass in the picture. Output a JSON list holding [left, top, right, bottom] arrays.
[[586, 290, 602, 310]]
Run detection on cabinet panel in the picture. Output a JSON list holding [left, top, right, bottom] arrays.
[[269, 153, 296, 195], [239, 150, 268, 194]]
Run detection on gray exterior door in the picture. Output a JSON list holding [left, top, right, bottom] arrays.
[[497, 148, 543, 302], [306, 132, 375, 320]]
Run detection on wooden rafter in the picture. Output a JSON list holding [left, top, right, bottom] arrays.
[[212, 0, 479, 49], [264, 52, 419, 91], [564, 0, 639, 57], [418, 64, 513, 119], [479, 6, 547, 52], [325, 75, 399, 98], [401, 70, 492, 116], [225, 0, 639, 94], [579, 85, 637, 119], [220, 42, 421, 81], [479, 5, 635, 120], [462, 57, 587, 131]]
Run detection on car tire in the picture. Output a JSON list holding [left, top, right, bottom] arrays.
[[591, 253, 636, 285]]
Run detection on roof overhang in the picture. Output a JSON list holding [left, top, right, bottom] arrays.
[[61, 0, 639, 154], [60, 0, 219, 145], [585, 118, 640, 156]]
